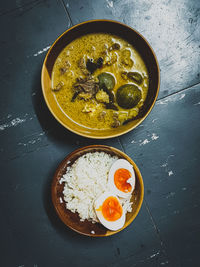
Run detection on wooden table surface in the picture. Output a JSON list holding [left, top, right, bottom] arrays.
[[0, 1, 200, 266]]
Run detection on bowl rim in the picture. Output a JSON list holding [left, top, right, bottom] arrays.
[[51, 144, 144, 237], [41, 19, 160, 139]]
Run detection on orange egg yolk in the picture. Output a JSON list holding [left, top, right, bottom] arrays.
[[114, 168, 132, 193], [101, 196, 123, 221]]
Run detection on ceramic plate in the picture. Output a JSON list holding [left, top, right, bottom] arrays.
[[51, 145, 144, 236]]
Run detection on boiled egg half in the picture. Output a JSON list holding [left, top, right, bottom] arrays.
[[108, 159, 135, 198], [94, 192, 125, 231]]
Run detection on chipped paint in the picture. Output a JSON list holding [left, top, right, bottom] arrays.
[[132, 132, 159, 145], [18, 133, 43, 147], [18, 139, 39, 146], [150, 251, 160, 258], [161, 163, 168, 168], [0, 117, 26, 131], [158, 93, 186, 105], [0, 114, 12, 122], [18, 142, 27, 146], [161, 260, 169, 265], [140, 139, 150, 145], [33, 45, 51, 57], [28, 140, 36, 144], [166, 192, 175, 198], [157, 99, 168, 105], [106, 0, 114, 8], [161, 155, 175, 176], [39, 132, 45, 136], [194, 102, 200, 105], [151, 133, 159, 140], [131, 140, 136, 144], [179, 93, 185, 100], [152, 118, 158, 123]]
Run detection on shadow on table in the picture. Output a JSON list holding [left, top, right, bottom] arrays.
[[31, 68, 80, 146], [32, 67, 117, 242]]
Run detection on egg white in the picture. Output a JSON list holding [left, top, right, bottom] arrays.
[[94, 192, 125, 231], [108, 159, 135, 198]]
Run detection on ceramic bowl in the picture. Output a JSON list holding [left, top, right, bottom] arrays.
[[51, 145, 144, 237], [42, 20, 160, 138]]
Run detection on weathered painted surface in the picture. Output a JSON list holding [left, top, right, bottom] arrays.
[[0, 0, 199, 266]]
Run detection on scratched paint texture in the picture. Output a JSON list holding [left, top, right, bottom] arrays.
[[64, 0, 200, 99], [0, 0, 200, 266], [119, 84, 200, 266]]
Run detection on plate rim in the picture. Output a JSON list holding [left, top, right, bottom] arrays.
[[51, 145, 144, 237]]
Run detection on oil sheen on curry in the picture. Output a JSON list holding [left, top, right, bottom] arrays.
[[52, 33, 149, 130]]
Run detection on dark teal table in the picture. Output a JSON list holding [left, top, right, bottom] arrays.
[[0, 0, 200, 266]]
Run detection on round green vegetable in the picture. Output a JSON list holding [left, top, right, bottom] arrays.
[[116, 84, 142, 109], [98, 72, 115, 91]]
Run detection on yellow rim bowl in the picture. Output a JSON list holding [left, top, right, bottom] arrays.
[[41, 20, 160, 139]]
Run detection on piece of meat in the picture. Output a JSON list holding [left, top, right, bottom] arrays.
[[109, 43, 121, 51], [111, 113, 121, 128], [76, 80, 98, 95], [104, 52, 117, 66], [78, 58, 85, 69], [121, 71, 128, 80], [78, 57, 90, 75], [59, 60, 71, 75], [121, 49, 134, 68], [98, 111, 106, 121], [73, 77, 99, 100], [59, 67, 67, 75], [51, 81, 64, 91]]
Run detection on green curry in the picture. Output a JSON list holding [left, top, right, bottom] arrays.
[[52, 33, 149, 130]]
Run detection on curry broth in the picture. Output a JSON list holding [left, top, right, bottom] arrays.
[[52, 33, 149, 130]]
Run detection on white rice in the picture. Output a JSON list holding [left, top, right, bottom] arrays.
[[61, 151, 133, 223]]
